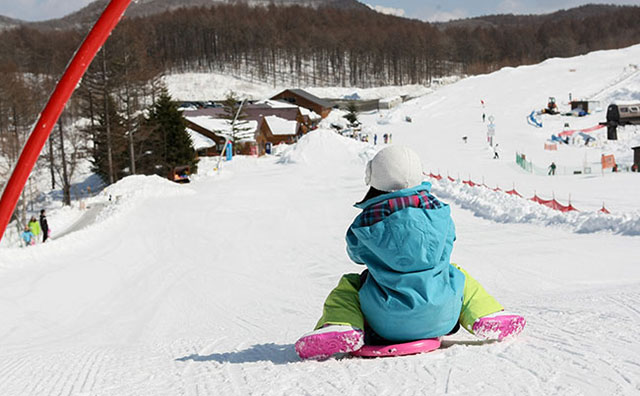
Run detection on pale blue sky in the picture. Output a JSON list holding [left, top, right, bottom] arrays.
[[1, 0, 639, 22]]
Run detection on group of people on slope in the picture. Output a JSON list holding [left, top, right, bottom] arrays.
[[21, 209, 49, 247], [372, 133, 392, 145]]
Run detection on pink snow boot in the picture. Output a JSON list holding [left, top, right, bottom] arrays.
[[295, 325, 364, 360], [472, 312, 526, 341]]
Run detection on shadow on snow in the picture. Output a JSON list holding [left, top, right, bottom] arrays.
[[176, 343, 298, 365]]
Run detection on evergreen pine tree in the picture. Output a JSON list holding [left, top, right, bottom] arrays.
[[344, 101, 359, 125], [146, 89, 198, 174]]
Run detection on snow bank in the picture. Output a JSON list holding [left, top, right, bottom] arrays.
[[306, 85, 433, 100], [277, 129, 376, 167], [96, 175, 194, 220], [102, 175, 195, 202], [431, 179, 640, 236]]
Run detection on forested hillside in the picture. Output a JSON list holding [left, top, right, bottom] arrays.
[[1, 3, 639, 88]]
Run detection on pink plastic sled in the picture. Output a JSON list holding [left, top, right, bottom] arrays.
[[351, 338, 441, 358]]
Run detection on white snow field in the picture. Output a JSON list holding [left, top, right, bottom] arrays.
[[1, 45, 640, 395]]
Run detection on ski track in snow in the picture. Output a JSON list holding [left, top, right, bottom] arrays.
[[1, 156, 639, 395]]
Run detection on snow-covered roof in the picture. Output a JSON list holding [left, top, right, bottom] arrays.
[[273, 89, 333, 109], [264, 115, 298, 136], [186, 128, 216, 150], [185, 115, 258, 141], [254, 99, 298, 109], [254, 99, 321, 121], [298, 106, 321, 120]]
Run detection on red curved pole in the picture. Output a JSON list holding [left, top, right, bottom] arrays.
[[0, 0, 132, 242]]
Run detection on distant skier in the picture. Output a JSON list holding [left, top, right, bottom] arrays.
[[39, 209, 49, 242], [462, 136, 468, 143], [295, 146, 525, 360], [374, 134, 377, 145], [493, 144, 500, 159], [548, 162, 556, 175], [383, 133, 388, 144], [389, 133, 393, 144], [482, 113, 486, 123]]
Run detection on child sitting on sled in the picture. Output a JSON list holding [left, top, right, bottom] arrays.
[[295, 146, 525, 360]]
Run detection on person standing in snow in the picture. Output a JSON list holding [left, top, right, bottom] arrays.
[[548, 162, 556, 175], [295, 146, 526, 360], [383, 133, 388, 144], [21, 225, 35, 246], [374, 134, 378, 145], [28, 216, 41, 244], [493, 144, 500, 159], [39, 209, 49, 242]]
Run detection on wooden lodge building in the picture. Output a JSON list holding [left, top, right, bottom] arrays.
[[255, 115, 299, 155], [270, 89, 333, 119], [182, 95, 326, 156]]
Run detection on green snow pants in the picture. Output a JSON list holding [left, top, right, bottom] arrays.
[[314, 264, 504, 334]]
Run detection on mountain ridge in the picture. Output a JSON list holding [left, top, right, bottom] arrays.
[[2, 2, 638, 32], [435, 4, 632, 30], [1, 0, 370, 31]]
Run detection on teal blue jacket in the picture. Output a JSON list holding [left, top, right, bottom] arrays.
[[346, 183, 465, 341]]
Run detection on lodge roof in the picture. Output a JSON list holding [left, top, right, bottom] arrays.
[[273, 89, 333, 109]]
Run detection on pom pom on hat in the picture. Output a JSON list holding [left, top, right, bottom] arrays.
[[365, 146, 424, 192]]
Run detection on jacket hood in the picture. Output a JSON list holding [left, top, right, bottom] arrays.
[[354, 181, 432, 209], [346, 182, 464, 341]]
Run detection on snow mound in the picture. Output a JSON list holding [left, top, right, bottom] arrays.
[[377, 108, 409, 125], [103, 175, 195, 201], [432, 179, 640, 236], [277, 129, 376, 167], [606, 87, 640, 103]]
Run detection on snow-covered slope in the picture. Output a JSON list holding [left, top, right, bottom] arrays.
[[360, 44, 640, 214], [1, 45, 640, 395], [163, 72, 437, 101]]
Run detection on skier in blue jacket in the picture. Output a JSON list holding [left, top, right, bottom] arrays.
[[296, 146, 525, 360]]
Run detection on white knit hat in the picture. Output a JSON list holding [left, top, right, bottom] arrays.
[[365, 146, 424, 192]]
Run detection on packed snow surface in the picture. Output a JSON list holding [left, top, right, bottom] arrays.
[[1, 45, 640, 395]]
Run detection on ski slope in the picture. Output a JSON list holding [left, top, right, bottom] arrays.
[[1, 45, 640, 395]]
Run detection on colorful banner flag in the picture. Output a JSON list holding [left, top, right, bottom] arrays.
[[601, 154, 615, 169]]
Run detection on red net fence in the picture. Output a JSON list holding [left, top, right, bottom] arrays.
[[425, 172, 610, 214]]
